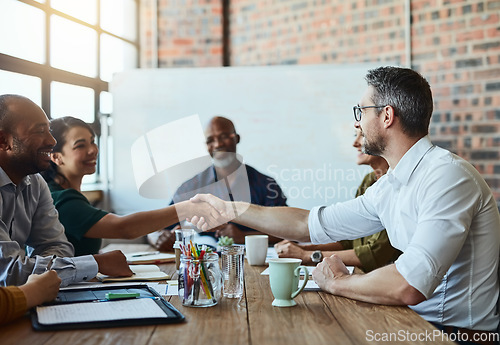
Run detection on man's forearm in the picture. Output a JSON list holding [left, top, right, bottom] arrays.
[[233, 203, 311, 242], [318, 263, 425, 306]]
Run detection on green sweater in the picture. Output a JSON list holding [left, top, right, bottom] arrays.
[[48, 181, 108, 256], [339, 172, 402, 272]]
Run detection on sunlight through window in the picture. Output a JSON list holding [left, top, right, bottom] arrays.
[[51, 0, 97, 24], [51, 15, 97, 78], [0, 0, 45, 64], [51, 82, 95, 122]]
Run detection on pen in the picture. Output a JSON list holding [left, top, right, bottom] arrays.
[[130, 251, 160, 257], [45, 255, 57, 272]]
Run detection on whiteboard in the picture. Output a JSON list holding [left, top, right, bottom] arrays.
[[110, 64, 380, 214]]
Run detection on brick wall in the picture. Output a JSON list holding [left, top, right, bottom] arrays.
[[230, 0, 408, 66], [141, 0, 500, 202], [141, 0, 224, 67], [411, 0, 500, 200]]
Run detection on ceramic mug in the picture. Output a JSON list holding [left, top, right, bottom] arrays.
[[268, 258, 309, 307], [245, 235, 268, 265]]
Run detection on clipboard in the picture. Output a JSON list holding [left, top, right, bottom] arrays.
[[31, 284, 184, 331]]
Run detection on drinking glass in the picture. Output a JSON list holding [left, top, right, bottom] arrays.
[[221, 245, 245, 298]]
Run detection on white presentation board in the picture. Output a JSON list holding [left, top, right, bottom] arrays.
[[109, 64, 380, 214]]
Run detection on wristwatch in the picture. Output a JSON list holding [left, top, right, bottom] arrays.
[[311, 250, 323, 263]]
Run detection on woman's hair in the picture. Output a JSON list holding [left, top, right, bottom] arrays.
[[40, 116, 96, 186]]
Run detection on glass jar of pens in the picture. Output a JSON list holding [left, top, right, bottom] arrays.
[[178, 242, 222, 307]]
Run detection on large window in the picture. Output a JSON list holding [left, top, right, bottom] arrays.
[[0, 0, 139, 184]]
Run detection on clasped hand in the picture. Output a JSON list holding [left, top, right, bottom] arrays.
[[185, 194, 236, 231]]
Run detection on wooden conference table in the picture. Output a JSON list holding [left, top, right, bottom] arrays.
[[0, 244, 455, 345]]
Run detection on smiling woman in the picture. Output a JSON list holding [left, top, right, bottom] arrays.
[[40, 116, 226, 256], [43, 117, 98, 189]]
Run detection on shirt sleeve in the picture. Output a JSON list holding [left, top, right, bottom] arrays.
[[353, 231, 401, 272], [0, 286, 27, 324], [25, 176, 75, 258], [308, 195, 385, 245], [52, 189, 108, 242], [339, 240, 354, 249], [0, 175, 98, 287]]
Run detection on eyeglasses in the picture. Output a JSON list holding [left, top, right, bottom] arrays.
[[353, 105, 386, 122]]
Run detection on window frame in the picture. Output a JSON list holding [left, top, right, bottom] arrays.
[[0, 0, 139, 184], [0, 0, 139, 127]]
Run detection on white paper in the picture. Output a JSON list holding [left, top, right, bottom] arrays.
[[36, 298, 168, 325], [260, 266, 316, 276], [260, 265, 354, 276], [165, 280, 178, 296], [264, 247, 279, 263], [145, 282, 166, 296], [60, 282, 148, 290], [302, 279, 321, 291]]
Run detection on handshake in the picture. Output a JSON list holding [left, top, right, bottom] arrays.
[[175, 194, 247, 231]]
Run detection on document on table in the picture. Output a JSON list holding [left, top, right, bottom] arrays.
[[260, 265, 354, 276], [265, 247, 279, 262], [61, 281, 148, 290], [302, 279, 321, 291], [36, 298, 169, 325], [165, 280, 178, 296]]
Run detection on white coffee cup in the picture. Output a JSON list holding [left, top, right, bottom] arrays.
[[245, 235, 268, 265]]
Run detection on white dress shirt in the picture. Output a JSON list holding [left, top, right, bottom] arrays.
[[308, 136, 500, 331], [0, 169, 98, 287]]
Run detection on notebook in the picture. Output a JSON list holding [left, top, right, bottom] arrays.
[[96, 264, 170, 282]]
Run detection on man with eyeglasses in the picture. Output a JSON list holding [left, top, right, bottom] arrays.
[[148, 116, 287, 250], [190, 67, 500, 345]]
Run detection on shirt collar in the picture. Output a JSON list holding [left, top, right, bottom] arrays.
[[387, 135, 434, 187], [0, 167, 32, 189]]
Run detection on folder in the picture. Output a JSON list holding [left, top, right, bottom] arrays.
[[31, 284, 184, 331]]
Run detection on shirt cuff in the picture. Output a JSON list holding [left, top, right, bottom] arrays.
[[339, 240, 354, 250], [308, 206, 333, 244], [394, 248, 440, 299], [62, 255, 98, 287]]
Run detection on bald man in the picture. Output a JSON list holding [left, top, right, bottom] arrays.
[[148, 116, 287, 250]]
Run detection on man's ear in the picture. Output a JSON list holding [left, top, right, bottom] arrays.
[[235, 134, 241, 144], [382, 105, 396, 129], [51, 152, 63, 165], [0, 129, 12, 151]]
